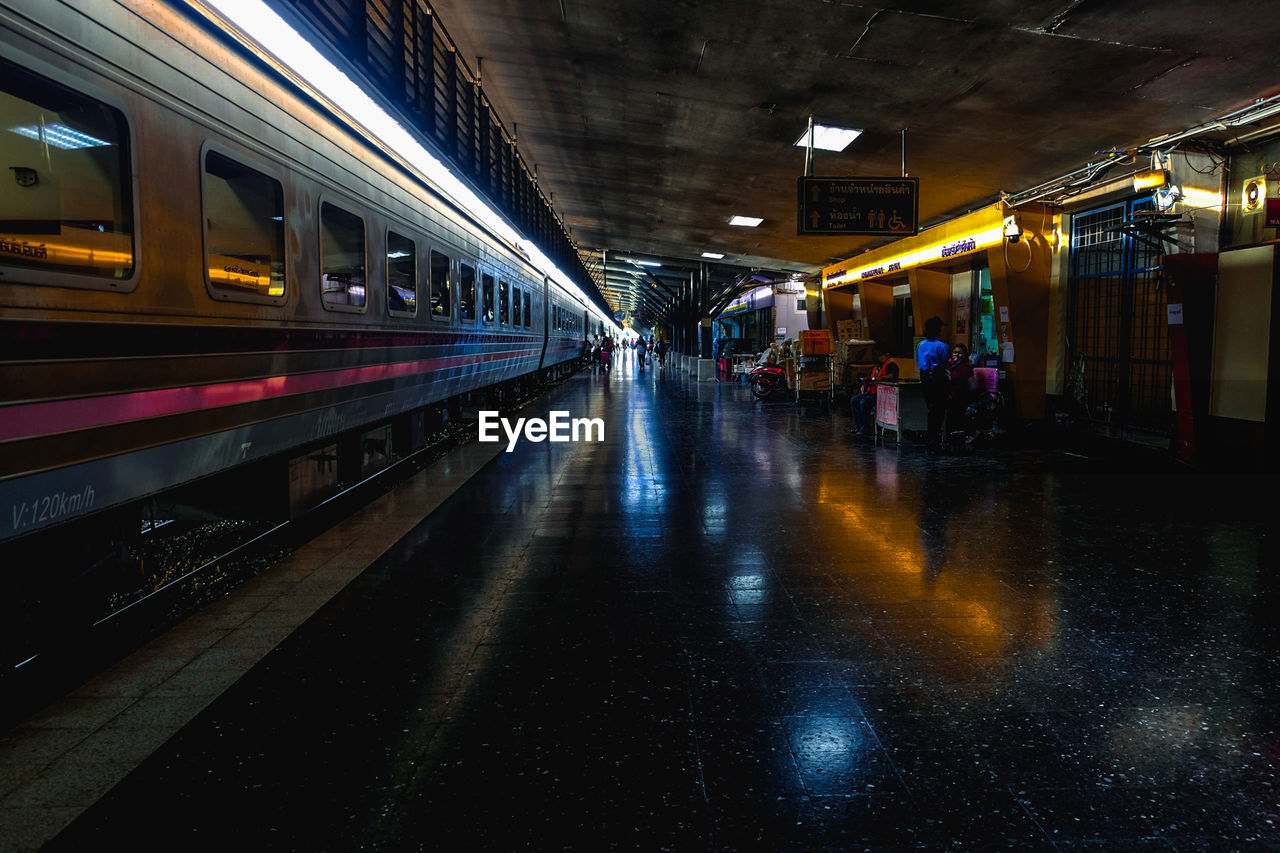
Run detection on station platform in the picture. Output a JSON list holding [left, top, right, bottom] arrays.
[[2, 356, 1277, 851]]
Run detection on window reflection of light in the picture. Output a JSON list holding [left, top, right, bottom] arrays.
[[11, 123, 112, 149]]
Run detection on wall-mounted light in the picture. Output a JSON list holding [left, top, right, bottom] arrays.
[[1133, 169, 1169, 192]]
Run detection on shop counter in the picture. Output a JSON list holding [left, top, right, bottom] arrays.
[[874, 380, 928, 442]]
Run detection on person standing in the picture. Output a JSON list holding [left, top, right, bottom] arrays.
[[656, 338, 667, 368], [917, 316, 950, 452]]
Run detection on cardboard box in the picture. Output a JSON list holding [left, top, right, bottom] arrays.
[[800, 329, 832, 355], [797, 373, 831, 392], [845, 340, 875, 363], [836, 319, 864, 342]]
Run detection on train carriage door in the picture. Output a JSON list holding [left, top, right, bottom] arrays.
[[537, 276, 551, 368]]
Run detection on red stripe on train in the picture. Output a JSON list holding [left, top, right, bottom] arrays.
[[0, 348, 540, 442]]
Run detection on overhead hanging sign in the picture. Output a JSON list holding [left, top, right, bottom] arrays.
[[798, 177, 920, 236]]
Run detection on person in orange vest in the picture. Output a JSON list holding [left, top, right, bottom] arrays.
[[850, 343, 899, 437]]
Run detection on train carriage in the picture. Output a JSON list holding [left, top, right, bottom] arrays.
[[0, 0, 611, 545]]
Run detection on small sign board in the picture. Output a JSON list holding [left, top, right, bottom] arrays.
[[798, 177, 919, 236], [876, 383, 899, 427]]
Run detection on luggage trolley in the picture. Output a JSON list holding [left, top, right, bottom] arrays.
[[794, 330, 834, 407]]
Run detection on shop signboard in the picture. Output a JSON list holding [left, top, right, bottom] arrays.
[[1266, 198, 1280, 227], [798, 177, 920, 236], [721, 285, 774, 317]]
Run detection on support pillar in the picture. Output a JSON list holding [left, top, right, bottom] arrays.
[[699, 263, 713, 359]]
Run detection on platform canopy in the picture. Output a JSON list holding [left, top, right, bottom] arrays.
[[431, 0, 1280, 315]]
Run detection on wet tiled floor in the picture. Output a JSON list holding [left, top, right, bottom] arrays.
[[24, 358, 1280, 850]]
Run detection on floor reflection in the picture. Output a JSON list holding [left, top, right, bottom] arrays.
[[45, 366, 1278, 851]]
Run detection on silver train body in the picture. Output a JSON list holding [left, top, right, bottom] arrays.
[[0, 0, 604, 543]]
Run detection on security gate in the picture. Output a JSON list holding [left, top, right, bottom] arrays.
[[1067, 198, 1173, 436]]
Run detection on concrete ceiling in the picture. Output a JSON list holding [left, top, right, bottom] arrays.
[[430, 0, 1280, 320]]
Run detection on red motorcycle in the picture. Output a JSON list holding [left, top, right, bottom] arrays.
[[748, 363, 789, 400]]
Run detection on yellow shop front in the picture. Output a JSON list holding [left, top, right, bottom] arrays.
[[821, 202, 1061, 420]]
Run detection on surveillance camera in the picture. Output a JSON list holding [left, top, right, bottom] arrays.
[[1003, 214, 1022, 243]]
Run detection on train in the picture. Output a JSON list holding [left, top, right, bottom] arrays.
[[0, 0, 616, 548]]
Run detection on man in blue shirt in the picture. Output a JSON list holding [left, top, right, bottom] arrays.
[[917, 316, 950, 452]]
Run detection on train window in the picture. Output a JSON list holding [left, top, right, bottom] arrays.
[[459, 262, 475, 321], [319, 202, 365, 309], [499, 279, 510, 326], [385, 230, 416, 314], [481, 273, 494, 323], [429, 249, 450, 319], [511, 285, 521, 326], [523, 291, 531, 327], [203, 150, 285, 298], [0, 60, 134, 283]]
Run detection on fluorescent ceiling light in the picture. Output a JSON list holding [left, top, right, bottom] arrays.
[[636, 260, 661, 267], [11, 123, 111, 149], [386, 250, 411, 258], [702, 252, 725, 259], [729, 216, 763, 227], [794, 124, 862, 152]]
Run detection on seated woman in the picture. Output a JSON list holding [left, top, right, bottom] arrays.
[[945, 343, 976, 449]]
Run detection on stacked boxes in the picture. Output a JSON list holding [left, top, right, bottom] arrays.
[[836, 319, 862, 342], [833, 338, 876, 389]]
